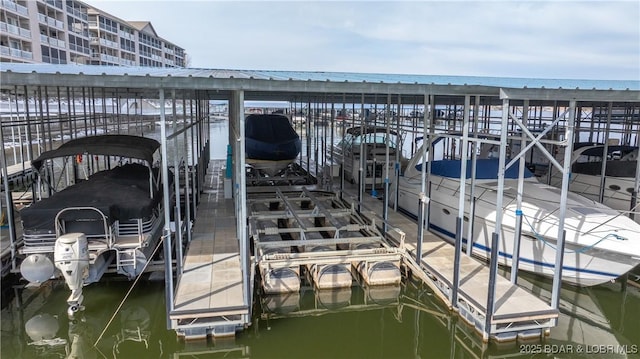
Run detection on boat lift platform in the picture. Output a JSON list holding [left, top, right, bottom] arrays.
[[249, 188, 402, 293]]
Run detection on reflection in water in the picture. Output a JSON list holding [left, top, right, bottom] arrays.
[[1, 280, 167, 359], [3, 239, 640, 358], [2, 120, 640, 358]]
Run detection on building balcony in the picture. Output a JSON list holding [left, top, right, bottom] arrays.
[[90, 37, 119, 48], [120, 46, 135, 53], [120, 58, 136, 66], [0, 22, 31, 39], [99, 23, 118, 34], [119, 31, 135, 41], [93, 53, 120, 63], [42, 55, 66, 64], [37, 13, 64, 30], [45, 0, 63, 10], [1, 0, 29, 16], [40, 34, 66, 48], [65, 5, 88, 21], [1, 45, 33, 60], [69, 43, 90, 55]]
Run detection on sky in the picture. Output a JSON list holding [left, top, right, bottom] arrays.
[[83, 1, 640, 81]]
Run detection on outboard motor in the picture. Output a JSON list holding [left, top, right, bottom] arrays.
[[54, 233, 89, 318]]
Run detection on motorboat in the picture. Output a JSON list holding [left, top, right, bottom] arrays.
[[245, 113, 302, 176], [389, 135, 640, 286], [332, 125, 404, 187], [18, 135, 169, 315], [550, 143, 639, 222]]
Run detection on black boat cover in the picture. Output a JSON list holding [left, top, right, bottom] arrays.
[[245, 114, 298, 144], [20, 163, 167, 235], [31, 135, 160, 171], [245, 114, 301, 160]]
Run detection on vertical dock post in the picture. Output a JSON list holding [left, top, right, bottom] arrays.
[[159, 88, 175, 328], [483, 97, 511, 338], [452, 216, 463, 307], [383, 93, 391, 233], [171, 90, 184, 277], [510, 99, 529, 284], [231, 90, 251, 312], [550, 100, 576, 316], [452, 95, 471, 307], [0, 120, 18, 268], [484, 232, 500, 341]]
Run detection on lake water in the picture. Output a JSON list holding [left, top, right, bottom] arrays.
[[1, 119, 639, 358]]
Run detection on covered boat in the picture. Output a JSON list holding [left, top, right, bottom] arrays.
[[332, 125, 404, 187], [19, 135, 169, 316], [550, 143, 639, 223], [245, 114, 301, 175], [390, 135, 640, 286]]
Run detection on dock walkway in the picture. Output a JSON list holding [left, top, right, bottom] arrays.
[[1, 161, 33, 188], [343, 187, 558, 341], [170, 160, 251, 340]]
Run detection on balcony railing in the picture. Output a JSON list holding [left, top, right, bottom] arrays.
[[69, 43, 90, 54], [37, 13, 64, 29], [45, 0, 63, 10], [120, 58, 136, 66], [119, 31, 135, 40], [65, 6, 88, 21], [94, 53, 119, 63], [40, 34, 66, 48], [120, 45, 135, 53], [42, 55, 67, 64], [1, 45, 33, 59], [102, 38, 118, 48], [99, 22, 118, 34], [0, 22, 31, 38], [2, 0, 29, 16]]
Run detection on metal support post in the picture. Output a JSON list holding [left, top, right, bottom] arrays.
[[159, 89, 175, 328]]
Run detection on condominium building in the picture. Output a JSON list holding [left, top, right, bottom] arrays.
[[0, 0, 186, 67]]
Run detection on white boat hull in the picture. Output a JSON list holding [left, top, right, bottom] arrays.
[[246, 158, 295, 176], [554, 173, 639, 223], [393, 175, 640, 287]]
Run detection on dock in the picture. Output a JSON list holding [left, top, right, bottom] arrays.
[[1, 161, 33, 188], [2, 63, 637, 347], [171, 159, 557, 342], [170, 160, 252, 339], [349, 189, 558, 341]]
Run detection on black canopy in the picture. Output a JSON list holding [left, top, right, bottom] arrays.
[[32, 135, 160, 170]]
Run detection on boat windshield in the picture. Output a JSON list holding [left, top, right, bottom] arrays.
[[337, 132, 398, 149], [575, 145, 638, 163], [352, 133, 397, 147], [410, 135, 534, 179]]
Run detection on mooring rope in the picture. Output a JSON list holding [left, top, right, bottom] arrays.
[[93, 232, 167, 348]]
